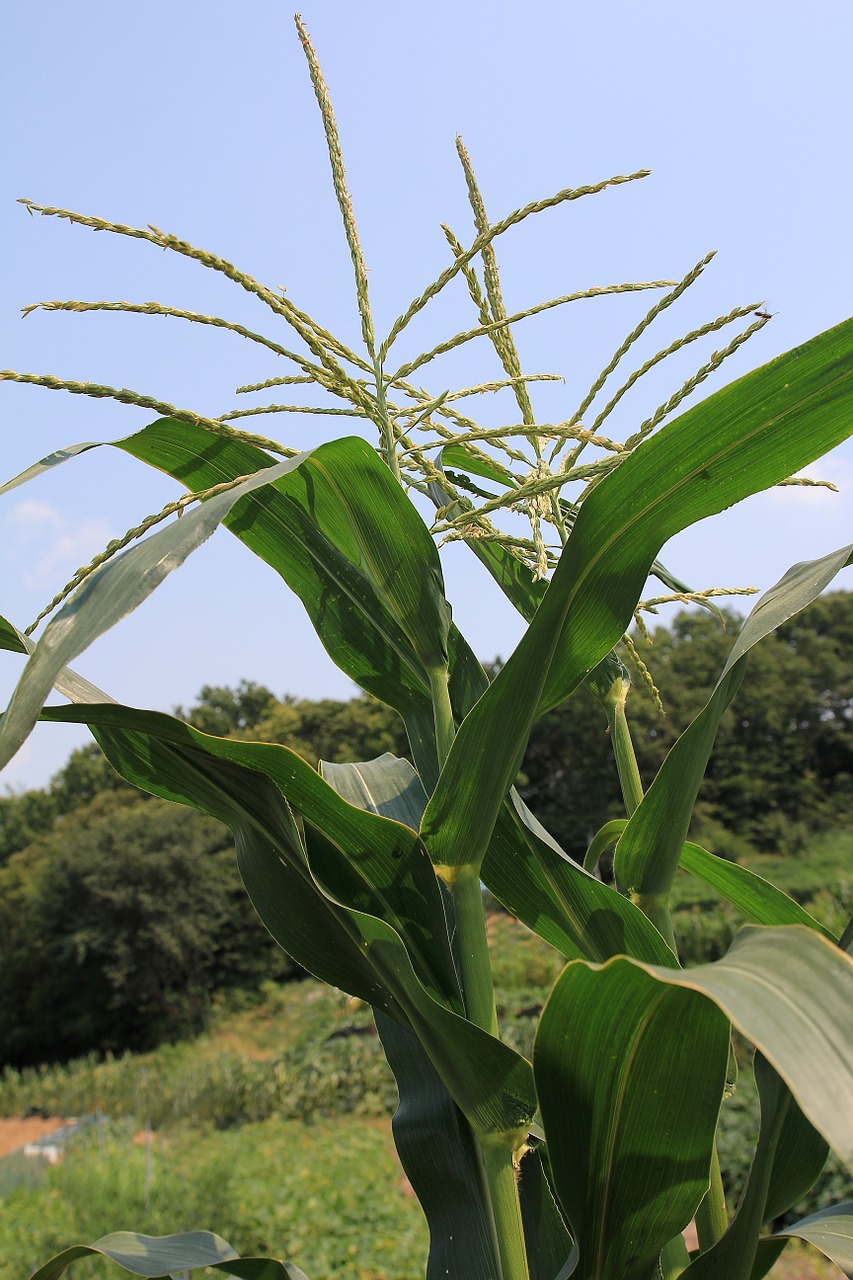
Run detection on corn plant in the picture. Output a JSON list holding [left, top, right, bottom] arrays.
[[2, 17, 852, 1280]]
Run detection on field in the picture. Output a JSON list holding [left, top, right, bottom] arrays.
[[0, 833, 849, 1280]]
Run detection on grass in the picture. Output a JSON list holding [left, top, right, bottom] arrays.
[[1, 1116, 428, 1279]]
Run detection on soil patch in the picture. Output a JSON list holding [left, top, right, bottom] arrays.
[[0, 1115, 69, 1158]]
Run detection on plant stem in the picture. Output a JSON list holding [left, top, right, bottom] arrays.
[[443, 868, 529, 1277], [610, 698, 645, 818], [482, 1140, 531, 1280], [604, 675, 680, 952], [450, 864, 499, 1036], [695, 1144, 728, 1251], [630, 891, 679, 954], [428, 657, 527, 1277], [428, 666, 456, 770]]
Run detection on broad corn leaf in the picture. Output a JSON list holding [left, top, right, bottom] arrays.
[[682, 1054, 829, 1279], [534, 957, 730, 1280], [775, 1203, 853, 1278], [678, 843, 835, 938], [42, 702, 536, 1142], [421, 321, 853, 873], [639, 927, 853, 1168]]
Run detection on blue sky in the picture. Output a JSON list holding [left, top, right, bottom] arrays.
[[2, 1, 852, 790]]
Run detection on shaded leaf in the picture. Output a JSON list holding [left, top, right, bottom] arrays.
[[535, 957, 730, 1280], [484, 792, 676, 965], [682, 1055, 828, 1279], [43, 702, 537, 1141], [640, 927, 853, 1169], [517, 1148, 577, 1280]]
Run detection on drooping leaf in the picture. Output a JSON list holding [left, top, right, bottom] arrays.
[[0, 613, 29, 655], [484, 791, 677, 965], [28, 1230, 308, 1280], [372, 1008, 502, 1280], [43, 702, 537, 1142], [535, 957, 730, 1280], [325, 749, 675, 967], [637, 926, 853, 1169], [678, 843, 836, 939], [615, 543, 853, 899], [117, 423, 452, 736], [0, 454, 304, 771], [422, 322, 853, 873], [775, 1202, 853, 1278]]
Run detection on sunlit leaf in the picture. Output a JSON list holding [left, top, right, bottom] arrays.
[[422, 322, 853, 874]]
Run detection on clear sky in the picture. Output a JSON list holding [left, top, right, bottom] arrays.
[[2, 0, 852, 790]]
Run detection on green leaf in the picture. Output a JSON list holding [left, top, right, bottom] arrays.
[[320, 752, 430, 830], [422, 321, 853, 873], [534, 957, 730, 1280], [682, 1055, 828, 1280], [117, 422, 450, 724], [43, 702, 537, 1142], [0, 439, 103, 498], [639, 926, 853, 1169], [484, 792, 677, 965], [0, 454, 302, 772], [748, 1239, 788, 1280], [0, 613, 28, 655], [374, 1006, 503, 1280], [583, 818, 628, 873], [761, 1064, 829, 1226], [775, 1202, 853, 1278], [27, 1230, 308, 1280], [615, 543, 853, 899], [679, 842, 836, 937], [324, 750, 675, 966]]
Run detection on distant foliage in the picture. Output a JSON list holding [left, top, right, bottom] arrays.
[[0, 796, 294, 1067]]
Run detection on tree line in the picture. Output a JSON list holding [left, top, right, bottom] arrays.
[[0, 593, 850, 1068]]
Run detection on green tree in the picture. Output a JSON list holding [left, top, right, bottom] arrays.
[[177, 680, 280, 738], [0, 793, 292, 1067]]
